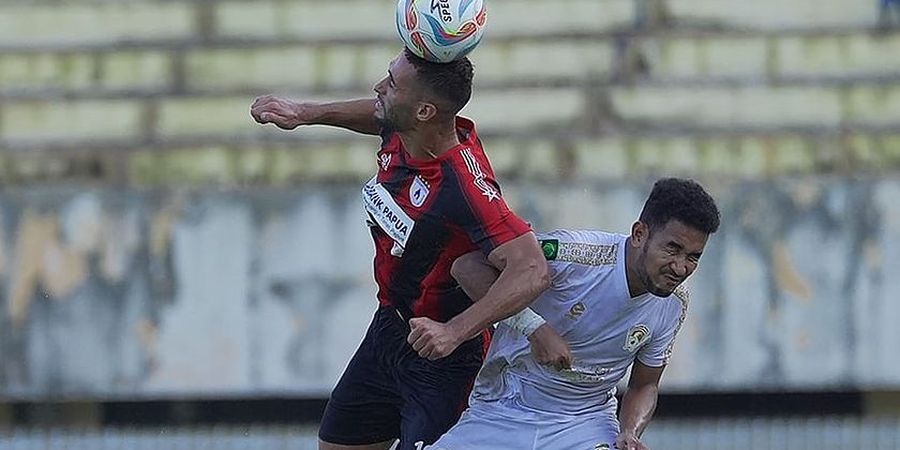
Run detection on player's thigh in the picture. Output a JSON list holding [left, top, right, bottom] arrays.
[[319, 439, 396, 450], [537, 411, 619, 450], [395, 339, 486, 450], [319, 310, 404, 446], [426, 407, 537, 450]]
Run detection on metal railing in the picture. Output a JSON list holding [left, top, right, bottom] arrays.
[[2, 417, 899, 450]]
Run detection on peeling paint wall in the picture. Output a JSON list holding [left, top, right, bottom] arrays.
[[1, 177, 898, 399]]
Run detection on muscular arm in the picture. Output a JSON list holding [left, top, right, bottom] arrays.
[[250, 96, 380, 135], [408, 232, 550, 359], [450, 249, 571, 369], [617, 361, 665, 447], [449, 250, 500, 302], [445, 232, 550, 341]]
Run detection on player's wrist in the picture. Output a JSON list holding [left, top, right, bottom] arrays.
[[618, 429, 639, 439], [504, 307, 546, 337], [525, 322, 551, 341], [444, 318, 470, 345]]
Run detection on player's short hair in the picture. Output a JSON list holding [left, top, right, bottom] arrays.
[[403, 48, 473, 115], [639, 178, 720, 235]]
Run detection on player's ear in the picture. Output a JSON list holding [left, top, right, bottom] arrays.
[[416, 101, 438, 122], [631, 221, 648, 247]]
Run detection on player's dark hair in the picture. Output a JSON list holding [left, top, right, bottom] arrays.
[[639, 178, 720, 235], [403, 48, 473, 116]]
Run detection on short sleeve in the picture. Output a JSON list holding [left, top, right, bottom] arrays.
[[445, 149, 531, 254], [637, 293, 689, 368]]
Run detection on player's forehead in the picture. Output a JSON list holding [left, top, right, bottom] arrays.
[[388, 52, 416, 85], [653, 219, 708, 252]]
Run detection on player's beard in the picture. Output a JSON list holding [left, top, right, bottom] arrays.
[[377, 102, 416, 133], [637, 245, 675, 298]]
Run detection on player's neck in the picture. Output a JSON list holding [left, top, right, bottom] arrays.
[[623, 238, 648, 298], [399, 120, 460, 160]]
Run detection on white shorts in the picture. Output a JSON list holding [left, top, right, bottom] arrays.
[[427, 398, 620, 450]]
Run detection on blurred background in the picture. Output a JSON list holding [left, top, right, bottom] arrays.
[[1, 0, 900, 448]]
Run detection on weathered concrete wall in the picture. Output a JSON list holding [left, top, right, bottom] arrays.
[[2, 0, 900, 400], [1, 177, 898, 399]]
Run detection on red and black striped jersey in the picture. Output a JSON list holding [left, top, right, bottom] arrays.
[[362, 117, 532, 322]]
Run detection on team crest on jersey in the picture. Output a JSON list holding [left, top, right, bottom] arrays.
[[409, 175, 430, 208], [623, 324, 651, 353], [566, 301, 586, 320], [378, 153, 392, 171]]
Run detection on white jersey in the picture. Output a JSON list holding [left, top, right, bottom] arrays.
[[471, 229, 689, 417]]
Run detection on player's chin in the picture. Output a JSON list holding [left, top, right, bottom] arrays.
[[649, 281, 677, 297]]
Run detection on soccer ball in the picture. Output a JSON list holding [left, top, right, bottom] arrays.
[[395, 0, 487, 63]]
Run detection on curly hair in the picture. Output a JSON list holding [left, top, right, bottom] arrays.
[[403, 48, 474, 115], [639, 178, 721, 235]]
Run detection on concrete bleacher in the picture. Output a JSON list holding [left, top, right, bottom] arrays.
[[0, 0, 899, 185]]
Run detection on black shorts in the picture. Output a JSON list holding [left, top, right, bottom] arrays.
[[318, 306, 487, 450]]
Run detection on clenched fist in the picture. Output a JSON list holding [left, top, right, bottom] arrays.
[[527, 324, 572, 371], [407, 317, 464, 360], [250, 95, 316, 130]]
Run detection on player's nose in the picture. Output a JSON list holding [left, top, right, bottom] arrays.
[[670, 259, 689, 278], [373, 77, 387, 95]]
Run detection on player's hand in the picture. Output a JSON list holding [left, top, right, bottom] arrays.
[[250, 95, 315, 130], [407, 317, 463, 360], [615, 431, 648, 450], [527, 323, 572, 370]]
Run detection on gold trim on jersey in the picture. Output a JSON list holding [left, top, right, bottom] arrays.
[[556, 242, 618, 266], [662, 286, 690, 365]]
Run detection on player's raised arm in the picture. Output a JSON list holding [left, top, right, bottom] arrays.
[[250, 96, 380, 135]]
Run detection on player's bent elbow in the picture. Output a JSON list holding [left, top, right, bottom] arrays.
[[529, 257, 551, 295]]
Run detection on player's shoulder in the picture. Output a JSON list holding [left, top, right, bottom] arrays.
[[657, 285, 690, 322], [440, 119, 486, 168], [537, 229, 624, 246], [536, 229, 624, 266]]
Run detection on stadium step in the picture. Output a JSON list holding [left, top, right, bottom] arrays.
[[4, 32, 900, 96], [2, 131, 900, 186], [4, 82, 900, 144], [666, 0, 881, 30]]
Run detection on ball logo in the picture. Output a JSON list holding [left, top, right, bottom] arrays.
[[623, 324, 651, 353], [431, 0, 453, 22]]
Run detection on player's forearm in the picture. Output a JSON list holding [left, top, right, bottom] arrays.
[[618, 383, 659, 438], [309, 99, 380, 135], [446, 254, 549, 341]]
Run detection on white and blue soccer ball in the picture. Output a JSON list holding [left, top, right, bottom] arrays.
[[395, 0, 487, 63]]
